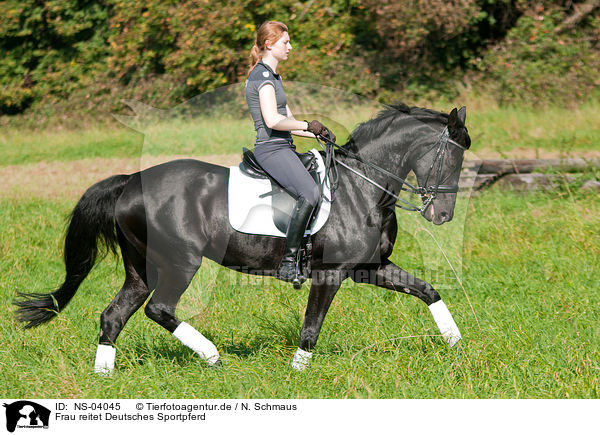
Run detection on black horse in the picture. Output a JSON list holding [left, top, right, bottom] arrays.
[[15, 103, 471, 372]]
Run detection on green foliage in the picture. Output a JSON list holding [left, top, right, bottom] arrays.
[[259, 0, 380, 95], [0, 0, 111, 113], [106, 1, 178, 82], [480, 4, 600, 104], [104, 0, 371, 99], [0, 0, 599, 118]]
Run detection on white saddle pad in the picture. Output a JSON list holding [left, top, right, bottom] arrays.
[[228, 149, 332, 237]]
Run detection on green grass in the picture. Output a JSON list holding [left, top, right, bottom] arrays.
[[0, 104, 378, 167], [465, 99, 600, 156], [1, 185, 598, 398], [2, 100, 599, 167]]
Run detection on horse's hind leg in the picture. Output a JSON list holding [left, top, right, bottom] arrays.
[[94, 231, 153, 375], [144, 262, 220, 366]]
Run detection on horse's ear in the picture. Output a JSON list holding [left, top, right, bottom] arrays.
[[448, 108, 458, 128], [458, 106, 467, 125]]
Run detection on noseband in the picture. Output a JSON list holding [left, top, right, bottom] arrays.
[[413, 127, 466, 211], [318, 126, 466, 213]]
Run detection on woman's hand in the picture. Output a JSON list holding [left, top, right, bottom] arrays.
[[305, 120, 336, 143]]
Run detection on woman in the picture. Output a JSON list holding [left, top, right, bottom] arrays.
[[245, 21, 336, 285]]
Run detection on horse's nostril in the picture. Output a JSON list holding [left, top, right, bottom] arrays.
[[440, 211, 449, 219]]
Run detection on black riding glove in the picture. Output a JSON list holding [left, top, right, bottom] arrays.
[[305, 120, 336, 143]]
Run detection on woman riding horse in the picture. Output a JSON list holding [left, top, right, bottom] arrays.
[[245, 21, 335, 286]]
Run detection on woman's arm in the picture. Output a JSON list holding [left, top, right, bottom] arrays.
[[286, 105, 317, 138], [286, 105, 337, 143], [258, 85, 335, 141], [259, 85, 308, 132]]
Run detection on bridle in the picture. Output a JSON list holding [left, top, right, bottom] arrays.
[[316, 126, 467, 213]]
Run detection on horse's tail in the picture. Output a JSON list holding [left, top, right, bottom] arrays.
[[14, 174, 131, 328]]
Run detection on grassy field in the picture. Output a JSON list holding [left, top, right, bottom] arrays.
[[2, 99, 600, 166], [0, 185, 598, 398], [1, 100, 598, 399]]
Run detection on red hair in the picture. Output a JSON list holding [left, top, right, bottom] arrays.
[[248, 21, 288, 75]]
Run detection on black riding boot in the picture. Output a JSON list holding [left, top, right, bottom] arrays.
[[277, 197, 315, 288]]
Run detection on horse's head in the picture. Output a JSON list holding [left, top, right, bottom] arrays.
[[412, 107, 470, 225]]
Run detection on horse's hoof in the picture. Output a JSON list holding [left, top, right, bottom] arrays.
[[209, 359, 223, 369], [291, 348, 312, 371], [447, 334, 462, 347], [428, 300, 462, 347]]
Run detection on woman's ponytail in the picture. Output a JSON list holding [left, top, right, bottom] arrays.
[[249, 44, 261, 74]]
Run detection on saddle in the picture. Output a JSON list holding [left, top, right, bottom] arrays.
[[239, 147, 321, 234], [239, 147, 318, 180], [238, 147, 322, 280]]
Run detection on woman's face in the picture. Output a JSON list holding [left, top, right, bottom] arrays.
[[267, 31, 292, 61]]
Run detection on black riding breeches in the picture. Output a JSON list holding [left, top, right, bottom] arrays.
[[253, 141, 320, 207]]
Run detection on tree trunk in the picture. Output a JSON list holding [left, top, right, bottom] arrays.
[[555, 0, 600, 33]]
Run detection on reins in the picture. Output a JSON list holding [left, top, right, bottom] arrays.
[[314, 126, 466, 213]]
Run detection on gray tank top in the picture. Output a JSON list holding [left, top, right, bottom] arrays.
[[245, 61, 293, 146]]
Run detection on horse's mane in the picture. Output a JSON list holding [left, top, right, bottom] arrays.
[[346, 103, 449, 146]]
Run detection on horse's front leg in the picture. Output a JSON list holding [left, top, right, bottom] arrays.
[[352, 260, 462, 346], [292, 270, 344, 371]]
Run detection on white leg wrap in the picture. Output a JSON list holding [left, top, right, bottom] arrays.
[[94, 344, 116, 375], [429, 300, 462, 347], [173, 322, 220, 365], [291, 348, 313, 371]]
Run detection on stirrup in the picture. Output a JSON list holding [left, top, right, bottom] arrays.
[[291, 275, 306, 289], [276, 260, 306, 289]]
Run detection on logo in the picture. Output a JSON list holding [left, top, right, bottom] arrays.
[[3, 401, 50, 433], [262, 71, 269, 78]]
